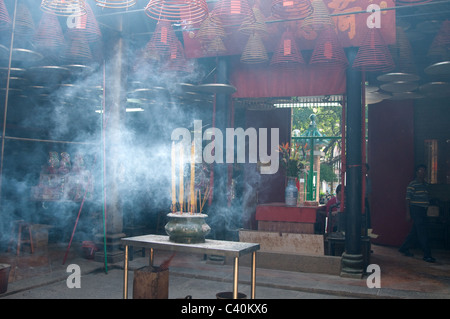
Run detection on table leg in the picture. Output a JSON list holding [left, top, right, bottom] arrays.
[[233, 257, 239, 299], [251, 251, 256, 299], [123, 245, 129, 299]]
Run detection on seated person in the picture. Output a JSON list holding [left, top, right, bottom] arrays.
[[315, 184, 343, 233], [326, 184, 343, 233]]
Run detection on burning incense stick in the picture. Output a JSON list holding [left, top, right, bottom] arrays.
[[190, 141, 195, 214], [179, 145, 184, 213], [171, 142, 176, 213]]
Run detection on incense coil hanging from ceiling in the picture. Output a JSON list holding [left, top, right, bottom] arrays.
[[65, 1, 101, 43], [301, 0, 334, 31], [0, 0, 11, 31], [145, 0, 209, 26], [34, 12, 65, 59], [209, 0, 255, 29], [387, 26, 418, 76], [271, 0, 313, 20], [310, 27, 348, 70], [64, 30, 93, 64], [270, 29, 305, 69], [149, 20, 178, 55], [239, 6, 267, 35], [205, 36, 227, 55], [94, 0, 137, 9], [240, 33, 269, 64], [41, 0, 87, 17], [427, 20, 450, 59], [164, 40, 192, 74], [352, 27, 395, 72], [14, 3, 35, 47], [195, 13, 226, 47]]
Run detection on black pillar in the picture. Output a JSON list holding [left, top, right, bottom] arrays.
[[341, 48, 364, 278]]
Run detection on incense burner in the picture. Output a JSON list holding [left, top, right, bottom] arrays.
[[165, 213, 211, 244]]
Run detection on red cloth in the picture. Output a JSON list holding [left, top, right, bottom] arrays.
[[230, 58, 346, 98], [256, 203, 317, 223]]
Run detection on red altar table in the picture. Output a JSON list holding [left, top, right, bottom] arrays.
[[255, 203, 321, 234]]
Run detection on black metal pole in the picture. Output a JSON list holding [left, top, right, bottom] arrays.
[[341, 47, 364, 278]]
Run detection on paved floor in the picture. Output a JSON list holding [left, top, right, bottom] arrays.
[[1, 241, 449, 300]]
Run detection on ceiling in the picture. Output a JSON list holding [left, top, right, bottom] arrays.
[[1, 0, 450, 107]]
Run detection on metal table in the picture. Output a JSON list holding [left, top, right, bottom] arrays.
[[121, 234, 260, 299]]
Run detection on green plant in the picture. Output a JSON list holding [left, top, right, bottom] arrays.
[[279, 142, 304, 177]]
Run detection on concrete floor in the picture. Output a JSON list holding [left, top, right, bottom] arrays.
[[1, 240, 450, 300]]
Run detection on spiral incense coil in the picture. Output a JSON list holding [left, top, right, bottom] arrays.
[[210, 0, 255, 28], [205, 36, 227, 55], [41, 0, 87, 17], [149, 21, 178, 55], [195, 13, 226, 45], [64, 31, 93, 64], [15, 3, 35, 39], [34, 12, 65, 51], [239, 6, 267, 35], [389, 27, 417, 75], [270, 29, 305, 69], [271, 0, 313, 20], [94, 0, 137, 9], [66, 1, 101, 43], [240, 33, 268, 64], [352, 28, 395, 72], [310, 27, 348, 70], [0, 0, 11, 31], [145, 0, 209, 26], [165, 40, 192, 73], [301, 0, 334, 31]]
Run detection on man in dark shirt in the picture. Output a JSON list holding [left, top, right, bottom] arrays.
[[399, 164, 435, 263]]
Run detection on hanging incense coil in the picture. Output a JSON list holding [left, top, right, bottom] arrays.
[[94, 0, 137, 8], [388, 26, 418, 76], [310, 27, 348, 70], [270, 29, 305, 69], [271, 0, 313, 20], [195, 13, 226, 45], [240, 33, 268, 64], [14, 3, 35, 40], [145, 0, 209, 26], [301, 0, 334, 31], [205, 36, 227, 55], [427, 20, 450, 59], [41, 0, 87, 17], [66, 1, 101, 43], [64, 31, 93, 64], [0, 0, 11, 31], [239, 6, 267, 35], [149, 21, 178, 56], [210, 0, 255, 29], [352, 28, 395, 72], [165, 40, 192, 74], [34, 12, 65, 60]]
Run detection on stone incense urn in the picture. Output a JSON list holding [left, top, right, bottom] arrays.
[[165, 213, 211, 244]]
